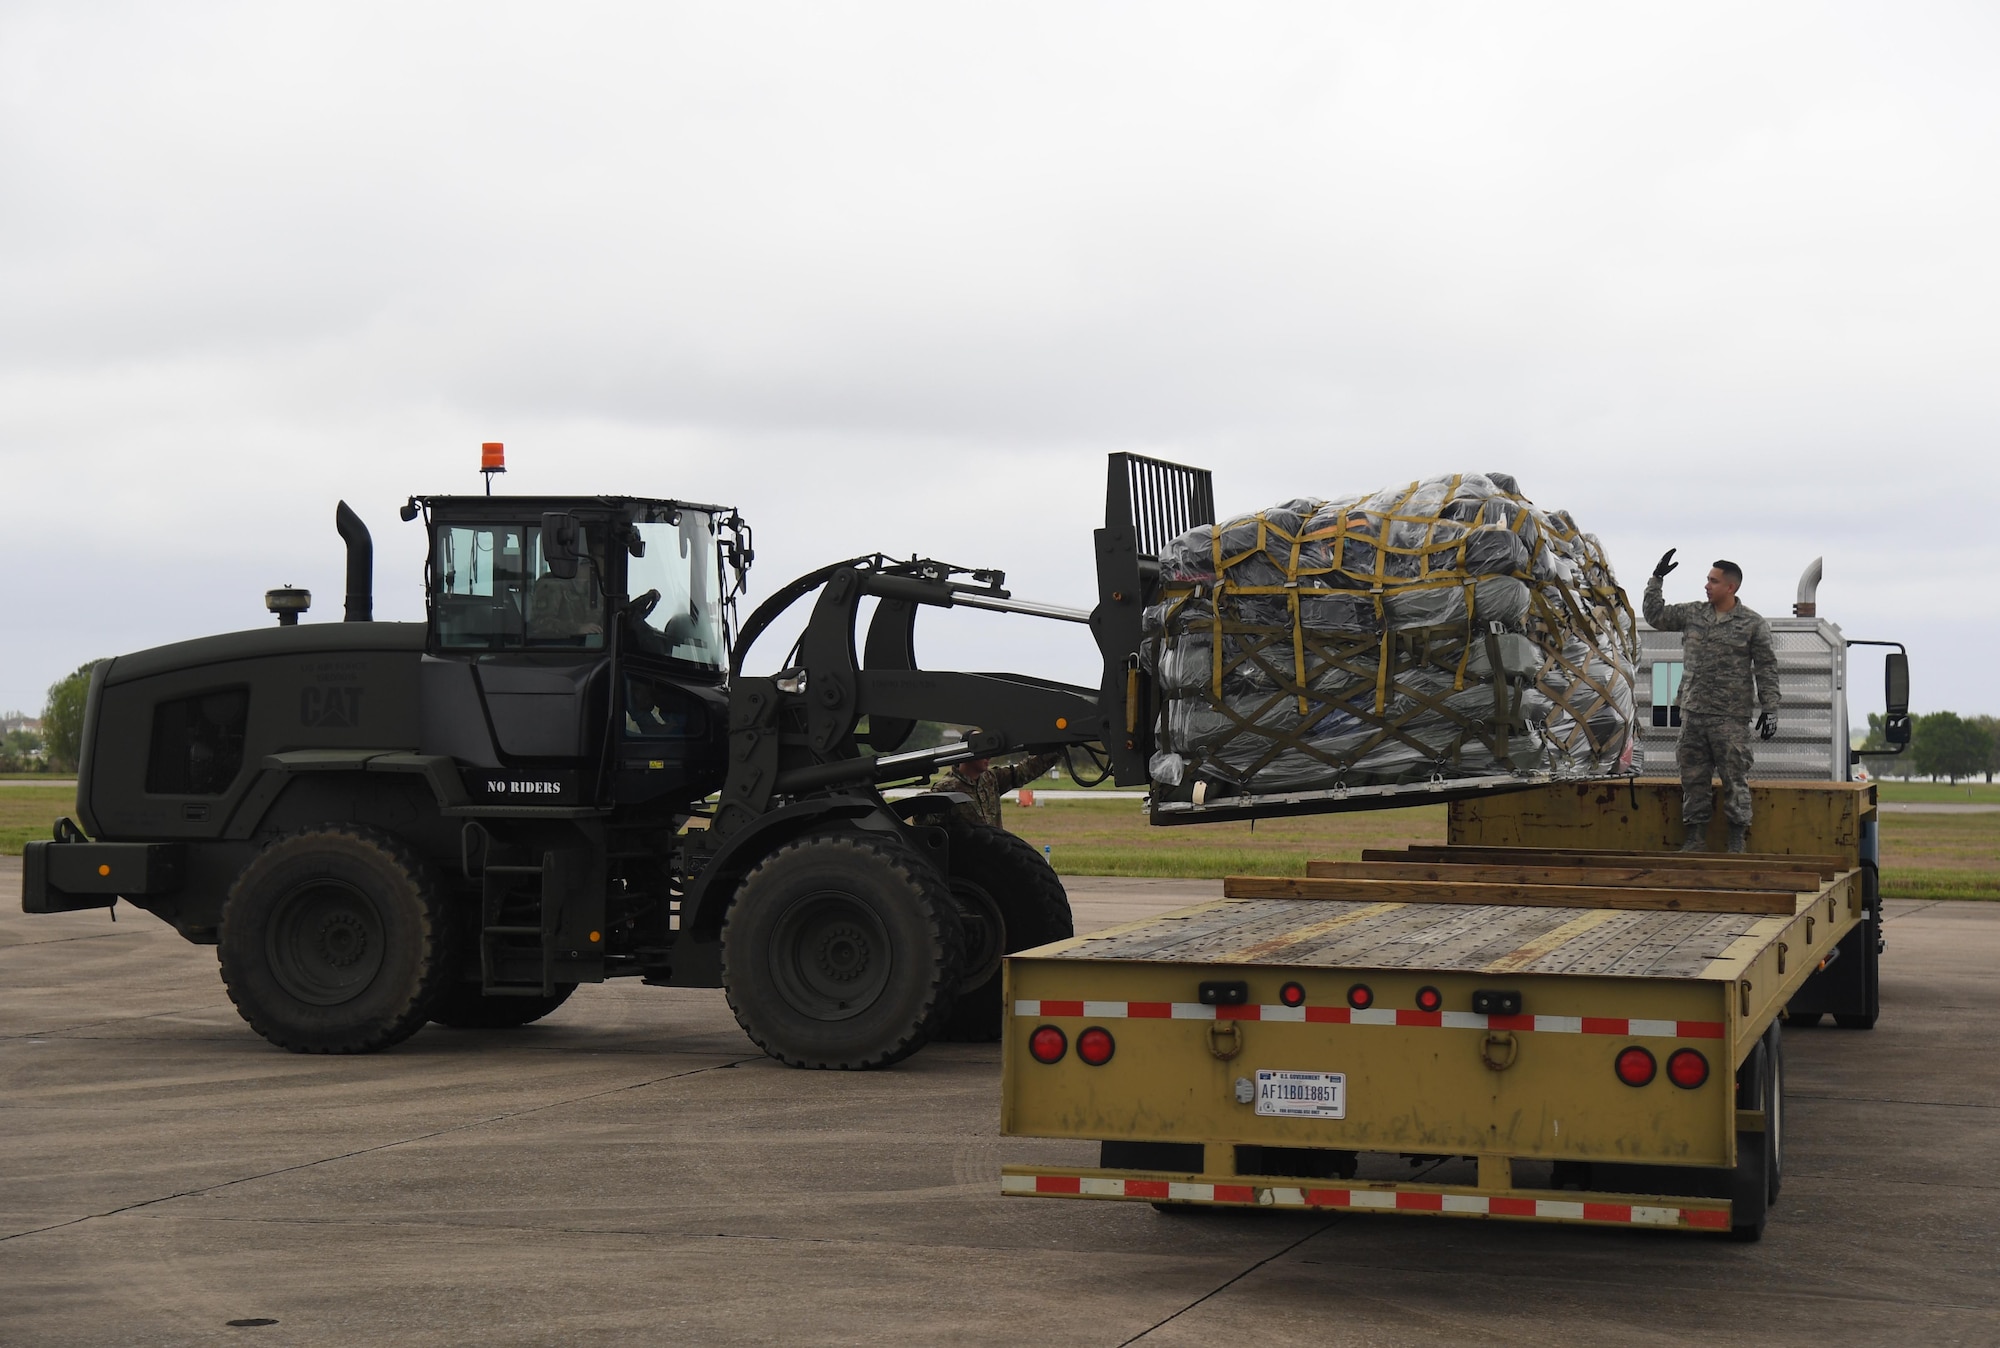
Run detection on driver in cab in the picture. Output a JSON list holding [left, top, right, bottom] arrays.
[[527, 562, 604, 643]]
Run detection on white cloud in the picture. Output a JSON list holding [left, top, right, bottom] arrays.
[[3, 1, 1996, 726]]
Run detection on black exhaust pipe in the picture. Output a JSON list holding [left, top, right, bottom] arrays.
[[335, 501, 373, 622]]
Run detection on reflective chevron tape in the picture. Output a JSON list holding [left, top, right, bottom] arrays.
[[1009, 999, 1724, 1040], [999, 1172, 1731, 1230]]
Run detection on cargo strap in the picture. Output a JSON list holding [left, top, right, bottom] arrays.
[[1164, 476, 1637, 788]]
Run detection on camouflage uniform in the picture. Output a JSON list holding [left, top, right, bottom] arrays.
[[526, 569, 604, 641], [935, 752, 1062, 829], [1643, 575, 1780, 827]]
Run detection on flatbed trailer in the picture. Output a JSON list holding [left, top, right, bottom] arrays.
[[999, 779, 1876, 1240]]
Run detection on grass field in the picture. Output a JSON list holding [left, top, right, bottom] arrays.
[[1875, 780, 2000, 803], [5, 782, 1994, 902], [0, 786, 76, 856], [1004, 796, 2000, 899], [1010, 798, 1447, 878]]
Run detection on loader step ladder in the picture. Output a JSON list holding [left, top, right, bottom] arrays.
[[479, 858, 560, 997]]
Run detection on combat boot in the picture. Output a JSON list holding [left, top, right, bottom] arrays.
[[1726, 824, 1748, 854], [1678, 823, 1708, 852]]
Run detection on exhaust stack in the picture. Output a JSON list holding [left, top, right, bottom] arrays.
[[1793, 556, 1823, 618], [335, 501, 373, 622]]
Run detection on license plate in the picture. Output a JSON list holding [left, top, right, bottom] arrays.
[[1254, 1069, 1346, 1119]]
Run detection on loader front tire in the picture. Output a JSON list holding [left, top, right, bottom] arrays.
[[219, 826, 451, 1054], [722, 830, 962, 1069]]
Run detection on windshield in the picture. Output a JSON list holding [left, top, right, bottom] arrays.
[[433, 522, 606, 651], [627, 510, 728, 670]]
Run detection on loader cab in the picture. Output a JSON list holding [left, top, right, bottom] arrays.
[[412, 495, 748, 810]]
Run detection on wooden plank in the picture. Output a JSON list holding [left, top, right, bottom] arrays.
[[1368, 845, 1845, 878], [1308, 859, 1824, 893], [1223, 874, 1801, 915], [1444, 780, 1869, 870], [1424, 845, 1845, 872]]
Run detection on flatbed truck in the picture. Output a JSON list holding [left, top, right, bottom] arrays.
[[1000, 779, 1875, 1240]]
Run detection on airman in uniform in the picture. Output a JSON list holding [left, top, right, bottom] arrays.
[[935, 751, 1062, 829], [1644, 552, 1780, 852]]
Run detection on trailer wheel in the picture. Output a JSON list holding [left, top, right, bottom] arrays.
[[1728, 1029, 1779, 1241], [1765, 1022, 1786, 1205], [431, 982, 577, 1029], [936, 824, 1074, 1042], [218, 826, 451, 1054], [722, 830, 962, 1069]]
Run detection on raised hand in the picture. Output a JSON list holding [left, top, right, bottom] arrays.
[[1653, 548, 1678, 579]]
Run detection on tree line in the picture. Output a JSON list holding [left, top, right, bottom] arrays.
[[1860, 711, 2000, 783], [1, 661, 102, 775]]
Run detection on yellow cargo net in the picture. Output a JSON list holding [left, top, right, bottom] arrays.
[[1157, 476, 1636, 788]]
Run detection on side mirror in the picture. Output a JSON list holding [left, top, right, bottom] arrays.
[[541, 512, 581, 580], [1884, 650, 1911, 745]]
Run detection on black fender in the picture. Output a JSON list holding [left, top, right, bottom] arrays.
[[668, 794, 950, 987], [223, 750, 469, 840]]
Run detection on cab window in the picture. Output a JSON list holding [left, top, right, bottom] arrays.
[[626, 511, 728, 671], [434, 522, 606, 651]]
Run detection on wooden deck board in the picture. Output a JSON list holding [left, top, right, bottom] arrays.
[[1224, 874, 1799, 915], [1043, 896, 1776, 979], [1308, 859, 1824, 893], [1371, 846, 1845, 878]]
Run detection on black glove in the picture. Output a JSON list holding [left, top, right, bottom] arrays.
[[1653, 548, 1678, 578], [1757, 712, 1777, 740]]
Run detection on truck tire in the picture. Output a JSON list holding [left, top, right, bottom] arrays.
[[218, 826, 452, 1054], [721, 830, 963, 1069], [936, 823, 1074, 1042], [1836, 865, 1882, 1030], [431, 981, 577, 1029]]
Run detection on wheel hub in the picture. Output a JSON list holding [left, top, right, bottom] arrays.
[[768, 890, 894, 1022], [315, 912, 370, 969], [949, 879, 1005, 993], [265, 879, 388, 1006], [815, 923, 872, 982]]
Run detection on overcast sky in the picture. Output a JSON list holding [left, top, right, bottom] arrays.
[[4, 2, 1996, 728]]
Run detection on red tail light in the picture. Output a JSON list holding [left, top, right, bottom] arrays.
[[1667, 1048, 1710, 1089], [1029, 1026, 1067, 1064], [1279, 981, 1306, 1007], [1077, 1027, 1116, 1066], [1347, 983, 1373, 1010], [1615, 1046, 1657, 1087], [1415, 986, 1443, 1013]]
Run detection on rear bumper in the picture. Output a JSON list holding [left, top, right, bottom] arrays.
[[1000, 1164, 1734, 1233], [22, 838, 185, 913]]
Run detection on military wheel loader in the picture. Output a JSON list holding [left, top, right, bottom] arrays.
[[23, 454, 1211, 1067]]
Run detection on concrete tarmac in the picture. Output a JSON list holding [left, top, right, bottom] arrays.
[[3, 857, 1996, 1346]]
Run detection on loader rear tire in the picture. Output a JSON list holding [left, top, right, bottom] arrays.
[[219, 826, 451, 1054], [722, 830, 962, 1069], [936, 824, 1074, 1042], [431, 981, 577, 1029]]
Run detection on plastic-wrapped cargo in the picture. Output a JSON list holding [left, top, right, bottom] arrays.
[[1143, 472, 1637, 795]]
